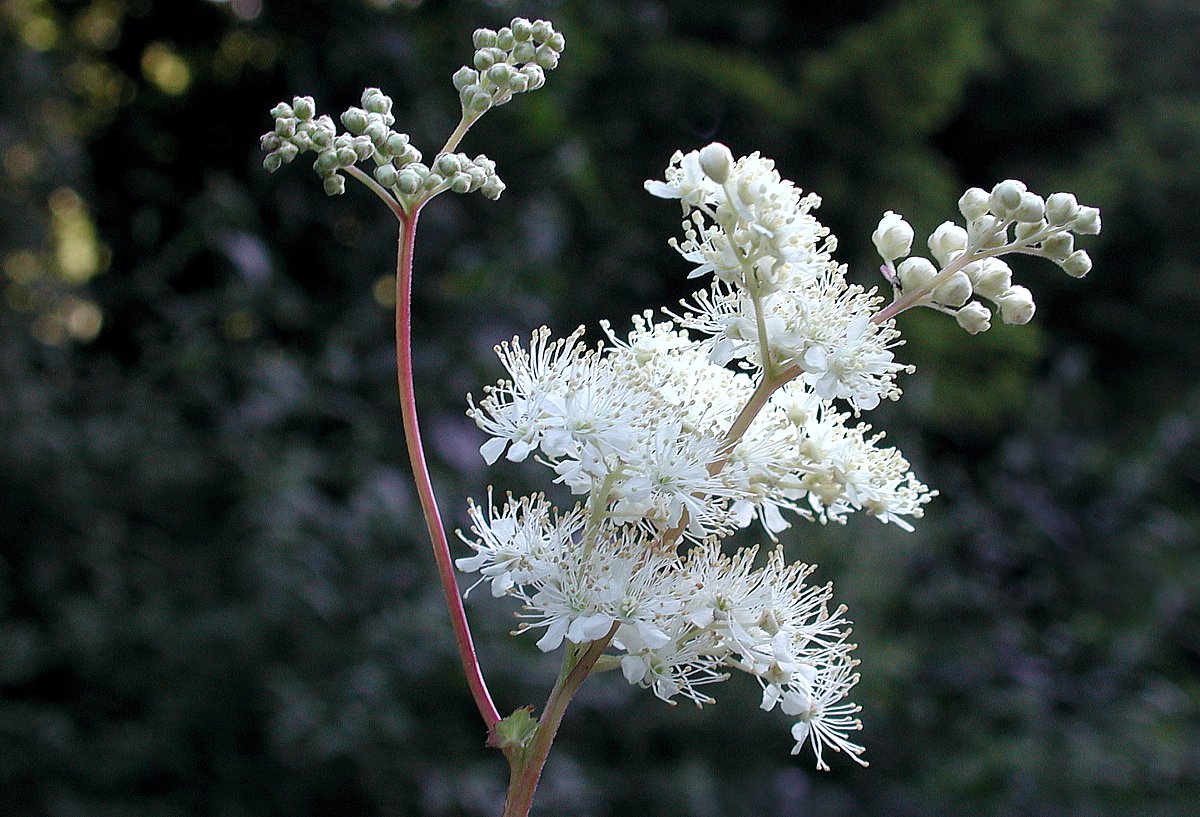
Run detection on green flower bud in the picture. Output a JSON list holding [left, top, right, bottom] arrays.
[[263, 152, 284, 172], [352, 136, 374, 160], [276, 142, 299, 163], [512, 18, 533, 42], [496, 27, 515, 50], [508, 74, 529, 94], [422, 172, 444, 191], [1073, 206, 1102, 235], [397, 169, 421, 195], [374, 164, 399, 188], [362, 88, 392, 115], [323, 174, 345, 196], [260, 133, 283, 152], [473, 28, 497, 49], [386, 132, 410, 153], [534, 44, 559, 70], [398, 144, 422, 165], [955, 301, 992, 334], [274, 118, 296, 138], [512, 41, 536, 65], [364, 122, 388, 145], [450, 172, 473, 194], [488, 63, 513, 86], [480, 176, 505, 200], [453, 66, 479, 91], [1045, 192, 1079, 225], [547, 32, 566, 53], [335, 146, 358, 167], [269, 102, 294, 119], [310, 127, 333, 149], [1062, 249, 1093, 278], [958, 187, 990, 221], [467, 90, 493, 113], [341, 107, 368, 134], [531, 20, 554, 42], [523, 65, 545, 91], [474, 49, 496, 72], [291, 132, 312, 151], [1040, 232, 1074, 261], [435, 153, 462, 176], [315, 150, 340, 174]]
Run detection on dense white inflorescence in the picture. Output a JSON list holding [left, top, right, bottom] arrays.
[[459, 142, 1099, 769]]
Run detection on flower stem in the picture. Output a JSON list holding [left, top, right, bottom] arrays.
[[394, 211, 501, 730], [501, 627, 619, 817]]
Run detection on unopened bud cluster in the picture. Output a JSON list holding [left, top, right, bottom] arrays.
[[454, 18, 565, 116], [874, 180, 1101, 334]]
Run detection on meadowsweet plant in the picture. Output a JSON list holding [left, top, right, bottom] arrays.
[[261, 18, 1100, 816]]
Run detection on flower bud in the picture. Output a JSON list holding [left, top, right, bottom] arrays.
[[467, 89, 493, 113], [291, 96, 315, 121], [1073, 206, 1102, 235], [998, 285, 1036, 324], [959, 187, 990, 221], [896, 257, 937, 292], [931, 271, 973, 308], [436, 153, 462, 176], [1045, 192, 1079, 225], [276, 142, 299, 163], [274, 117, 295, 138], [496, 27, 515, 50], [473, 28, 497, 49], [335, 146, 357, 167], [969, 258, 1012, 299], [1062, 249, 1093, 278], [508, 18, 529, 39], [928, 221, 968, 265], [453, 67, 479, 91], [532, 20, 554, 42], [955, 301, 992, 334], [487, 63, 513, 86], [989, 179, 1026, 216], [508, 74, 529, 94], [699, 142, 734, 184], [512, 41, 536, 65], [341, 107, 368, 134], [374, 163, 398, 188], [323, 174, 345, 196], [968, 214, 1003, 248], [547, 32, 566, 52], [481, 176, 505, 200], [270, 102, 294, 120], [524, 65, 545, 91], [314, 149, 339, 174], [260, 133, 283, 152], [397, 144, 422, 166], [263, 152, 284, 172], [1040, 232, 1074, 261], [1015, 219, 1047, 241], [310, 127, 333, 149], [362, 88, 392, 115], [386, 132, 410, 155], [872, 211, 914, 261], [450, 172, 473, 194], [352, 136, 374, 160], [1013, 192, 1045, 223], [397, 169, 422, 195], [474, 49, 496, 72], [534, 44, 559, 69]]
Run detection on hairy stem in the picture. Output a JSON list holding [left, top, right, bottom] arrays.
[[395, 213, 501, 730]]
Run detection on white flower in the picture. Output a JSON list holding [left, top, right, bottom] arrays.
[[871, 210, 914, 262]]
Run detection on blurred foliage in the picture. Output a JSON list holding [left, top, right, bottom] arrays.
[[1, 0, 1198, 815]]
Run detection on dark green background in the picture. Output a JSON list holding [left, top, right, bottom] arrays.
[[2, 1, 1197, 815]]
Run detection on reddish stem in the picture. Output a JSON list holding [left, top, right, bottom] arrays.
[[395, 211, 501, 730]]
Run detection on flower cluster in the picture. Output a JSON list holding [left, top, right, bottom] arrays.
[[873, 180, 1102, 333], [458, 144, 983, 768], [454, 18, 565, 116]]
